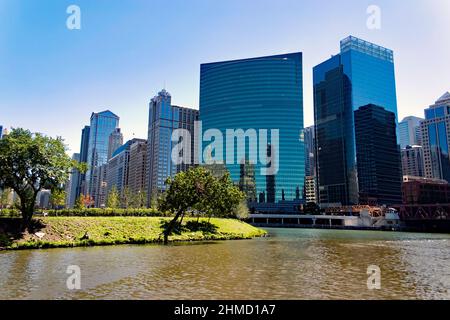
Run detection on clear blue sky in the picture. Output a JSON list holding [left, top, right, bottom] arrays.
[[1, 0, 449, 153]]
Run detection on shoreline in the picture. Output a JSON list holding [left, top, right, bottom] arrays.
[[0, 216, 267, 251]]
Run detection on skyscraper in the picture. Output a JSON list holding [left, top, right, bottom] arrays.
[[200, 53, 304, 205], [0, 125, 3, 139], [146, 90, 199, 201], [85, 110, 120, 203], [304, 126, 316, 177], [66, 153, 81, 208], [108, 128, 123, 160], [107, 138, 146, 196], [313, 36, 398, 205], [128, 140, 147, 195], [76, 125, 90, 197], [354, 104, 402, 205], [401, 145, 425, 177], [399, 116, 423, 149], [92, 164, 108, 208], [421, 92, 450, 182]]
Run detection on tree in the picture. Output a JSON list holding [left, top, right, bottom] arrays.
[[50, 189, 66, 209], [79, 194, 94, 209], [159, 167, 245, 244], [0, 128, 85, 226], [234, 200, 250, 220], [74, 196, 84, 210], [121, 186, 132, 209], [131, 189, 147, 208], [107, 185, 120, 209]]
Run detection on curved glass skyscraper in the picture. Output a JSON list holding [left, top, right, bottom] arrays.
[[200, 53, 304, 204]]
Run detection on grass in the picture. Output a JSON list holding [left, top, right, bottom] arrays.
[[0, 216, 267, 250]]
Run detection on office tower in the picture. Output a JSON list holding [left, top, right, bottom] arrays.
[[398, 116, 423, 148], [107, 139, 146, 197], [108, 128, 123, 160], [92, 164, 108, 208], [0, 125, 3, 139], [421, 92, 450, 182], [354, 104, 402, 205], [304, 176, 317, 204], [401, 145, 424, 177], [304, 126, 316, 177], [313, 36, 398, 205], [200, 53, 304, 204], [128, 140, 147, 195], [85, 110, 120, 203], [66, 153, 81, 208], [146, 90, 199, 201], [76, 125, 90, 197]]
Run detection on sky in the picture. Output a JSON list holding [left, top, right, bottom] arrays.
[[1, 0, 449, 154]]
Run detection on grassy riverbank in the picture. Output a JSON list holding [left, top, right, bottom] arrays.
[[0, 217, 267, 250]]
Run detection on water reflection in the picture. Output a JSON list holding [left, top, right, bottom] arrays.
[[0, 229, 449, 300]]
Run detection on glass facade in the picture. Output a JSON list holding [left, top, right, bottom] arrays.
[[200, 53, 304, 203], [85, 111, 120, 198], [76, 125, 90, 197], [313, 36, 398, 205], [422, 93, 450, 182], [304, 126, 316, 177], [354, 104, 402, 205], [398, 116, 423, 149], [146, 90, 199, 200]]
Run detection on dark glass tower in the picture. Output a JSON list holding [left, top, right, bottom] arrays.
[[354, 104, 402, 205], [200, 53, 304, 204], [313, 36, 398, 205], [76, 125, 90, 197]]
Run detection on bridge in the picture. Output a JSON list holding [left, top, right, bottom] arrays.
[[249, 214, 362, 229]]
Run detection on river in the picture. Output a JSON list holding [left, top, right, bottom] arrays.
[[0, 228, 449, 300]]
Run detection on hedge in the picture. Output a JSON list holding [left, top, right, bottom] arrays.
[[0, 208, 173, 217]]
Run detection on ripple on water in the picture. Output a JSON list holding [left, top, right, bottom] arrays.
[[1, 229, 449, 300]]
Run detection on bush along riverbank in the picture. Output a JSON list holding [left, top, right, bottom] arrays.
[[0, 217, 267, 250]]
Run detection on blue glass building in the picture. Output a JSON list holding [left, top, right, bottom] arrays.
[[146, 89, 199, 202], [200, 53, 304, 204], [313, 36, 398, 205], [421, 92, 450, 182], [85, 110, 120, 200]]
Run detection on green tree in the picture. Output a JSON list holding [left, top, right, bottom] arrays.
[[121, 186, 132, 209], [107, 185, 120, 209], [131, 189, 147, 208], [0, 128, 85, 226], [74, 196, 84, 210], [233, 200, 250, 220], [159, 167, 244, 244], [50, 189, 66, 209]]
